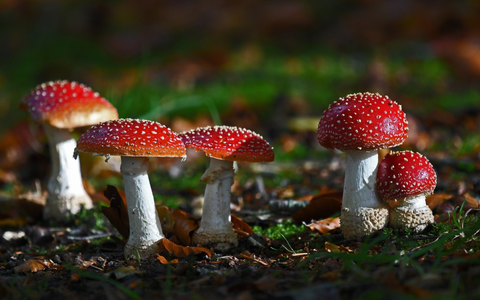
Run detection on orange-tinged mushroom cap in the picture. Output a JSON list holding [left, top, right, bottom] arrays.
[[21, 80, 118, 128]]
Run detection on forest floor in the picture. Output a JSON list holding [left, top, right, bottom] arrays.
[[2, 108, 480, 300]]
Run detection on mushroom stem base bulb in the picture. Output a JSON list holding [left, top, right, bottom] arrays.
[[192, 228, 239, 252], [341, 150, 389, 239], [43, 123, 92, 221], [124, 239, 162, 260], [121, 156, 164, 259], [193, 158, 238, 251], [44, 193, 93, 222], [341, 207, 389, 239], [390, 195, 434, 232]]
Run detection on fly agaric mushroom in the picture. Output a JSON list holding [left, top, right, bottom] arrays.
[[20, 80, 118, 221], [179, 126, 274, 251], [376, 150, 436, 232], [317, 92, 409, 239], [75, 118, 186, 259]]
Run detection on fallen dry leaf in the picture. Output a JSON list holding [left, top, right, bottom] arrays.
[[101, 185, 129, 240], [233, 228, 251, 238], [14, 258, 54, 273], [76, 259, 94, 269], [324, 242, 353, 253], [305, 217, 340, 234], [171, 208, 198, 246], [231, 214, 254, 234], [325, 241, 340, 253], [158, 238, 211, 258], [292, 191, 342, 222], [460, 192, 480, 210], [157, 206, 199, 245], [156, 255, 179, 265], [157, 206, 175, 234], [426, 193, 454, 210]]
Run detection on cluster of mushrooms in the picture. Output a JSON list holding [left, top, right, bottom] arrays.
[[21, 81, 436, 259], [317, 92, 437, 239], [20, 80, 274, 259]]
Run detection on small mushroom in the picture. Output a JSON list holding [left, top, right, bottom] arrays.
[[317, 92, 409, 238], [179, 126, 274, 251], [75, 118, 186, 259], [20, 80, 118, 222], [376, 150, 436, 232]]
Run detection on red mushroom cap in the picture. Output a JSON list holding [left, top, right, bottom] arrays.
[[21, 80, 118, 128], [376, 150, 437, 201], [317, 92, 408, 151], [76, 118, 186, 158], [179, 126, 274, 163]]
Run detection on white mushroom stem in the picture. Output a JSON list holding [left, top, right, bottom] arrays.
[[43, 122, 92, 221], [390, 194, 434, 232], [192, 157, 238, 251], [121, 156, 164, 259], [340, 150, 389, 239]]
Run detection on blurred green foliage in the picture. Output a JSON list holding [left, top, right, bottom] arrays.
[[3, 0, 480, 138]]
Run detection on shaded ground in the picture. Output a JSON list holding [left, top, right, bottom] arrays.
[[2, 114, 480, 299]]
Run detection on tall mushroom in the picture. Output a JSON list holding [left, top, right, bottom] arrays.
[[317, 92, 409, 239], [75, 118, 186, 259], [376, 150, 436, 232], [179, 126, 274, 251], [20, 80, 118, 221]]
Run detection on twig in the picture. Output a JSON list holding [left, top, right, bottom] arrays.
[[67, 232, 118, 241], [409, 235, 443, 253], [88, 264, 104, 271], [238, 253, 269, 266]]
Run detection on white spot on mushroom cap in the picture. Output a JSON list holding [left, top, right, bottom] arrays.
[[178, 125, 274, 163], [76, 118, 186, 158]]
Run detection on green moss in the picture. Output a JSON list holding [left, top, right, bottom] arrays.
[[253, 219, 306, 240]]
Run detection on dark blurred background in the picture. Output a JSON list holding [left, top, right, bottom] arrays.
[[2, 0, 480, 146]]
